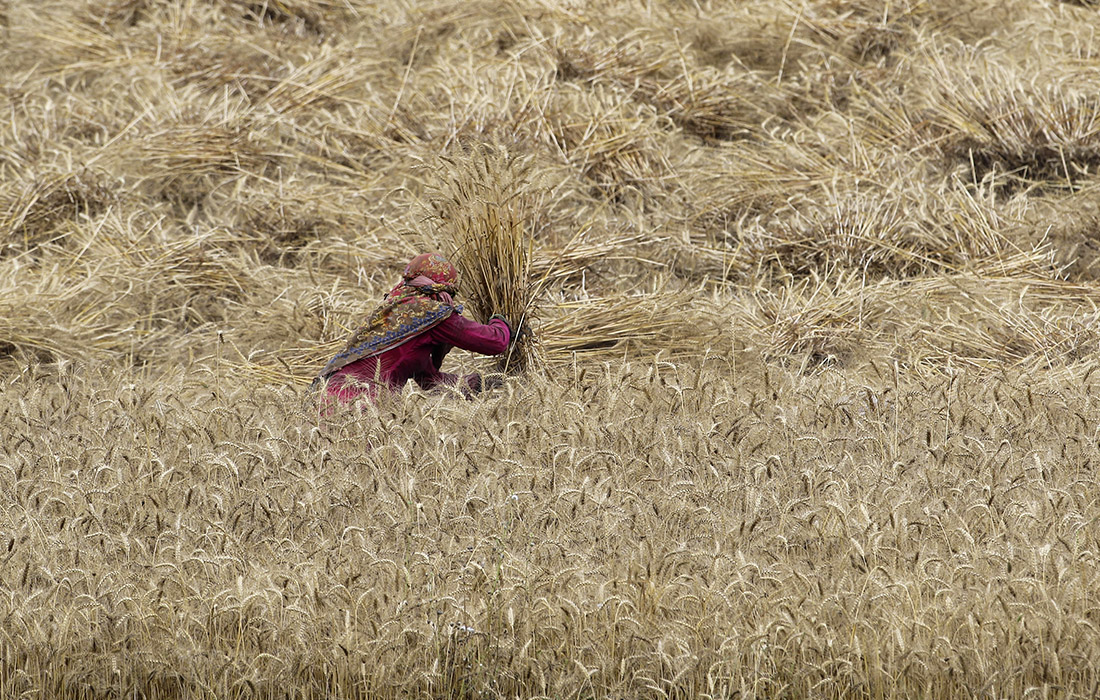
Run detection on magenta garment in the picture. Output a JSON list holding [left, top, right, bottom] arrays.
[[325, 314, 510, 403]]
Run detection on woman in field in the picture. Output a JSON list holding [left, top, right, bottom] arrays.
[[313, 252, 512, 404]]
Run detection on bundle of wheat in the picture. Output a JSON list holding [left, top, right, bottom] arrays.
[[540, 291, 719, 363], [0, 173, 116, 257], [886, 276, 1100, 370], [530, 229, 652, 284], [553, 31, 787, 141], [913, 44, 1100, 190], [423, 146, 543, 372], [544, 85, 678, 204]]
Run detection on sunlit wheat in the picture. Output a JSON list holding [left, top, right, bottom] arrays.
[[3, 0, 1100, 698]]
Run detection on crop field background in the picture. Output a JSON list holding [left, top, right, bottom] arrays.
[[4, 0, 1100, 697]]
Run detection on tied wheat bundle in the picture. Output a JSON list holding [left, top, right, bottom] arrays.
[[424, 147, 543, 373]]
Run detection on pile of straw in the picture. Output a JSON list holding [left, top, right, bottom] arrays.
[[540, 291, 717, 363]]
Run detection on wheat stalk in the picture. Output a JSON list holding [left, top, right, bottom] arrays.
[[423, 146, 544, 372]]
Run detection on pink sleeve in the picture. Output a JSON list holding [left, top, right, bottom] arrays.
[[433, 314, 510, 355]]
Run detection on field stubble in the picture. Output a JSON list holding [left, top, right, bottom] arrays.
[[4, 0, 1100, 697]]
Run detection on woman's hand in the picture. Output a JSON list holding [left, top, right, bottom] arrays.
[[488, 313, 513, 337]]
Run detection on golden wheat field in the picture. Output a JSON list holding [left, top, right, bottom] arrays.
[[5, 0, 1100, 697]]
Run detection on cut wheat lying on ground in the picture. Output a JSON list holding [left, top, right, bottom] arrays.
[[4, 0, 1100, 698]]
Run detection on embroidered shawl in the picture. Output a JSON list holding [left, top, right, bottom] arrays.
[[314, 253, 462, 383]]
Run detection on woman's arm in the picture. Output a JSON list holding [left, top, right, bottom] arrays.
[[432, 314, 510, 355]]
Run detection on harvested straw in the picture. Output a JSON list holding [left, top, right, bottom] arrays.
[[553, 31, 787, 141], [913, 44, 1100, 190], [424, 146, 543, 372], [0, 172, 115, 256], [540, 291, 719, 363]]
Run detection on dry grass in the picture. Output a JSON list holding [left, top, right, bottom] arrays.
[[5, 0, 1100, 697]]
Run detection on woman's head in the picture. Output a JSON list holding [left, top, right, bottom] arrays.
[[403, 252, 459, 293]]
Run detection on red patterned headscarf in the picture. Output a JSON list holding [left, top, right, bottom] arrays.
[[401, 252, 458, 294], [314, 253, 461, 383]]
